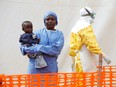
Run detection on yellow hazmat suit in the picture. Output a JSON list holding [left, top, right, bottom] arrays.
[[69, 23, 103, 72]]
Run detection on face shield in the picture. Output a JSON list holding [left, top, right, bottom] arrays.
[[80, 7, 96, 19], [84, 8, 96, 19]]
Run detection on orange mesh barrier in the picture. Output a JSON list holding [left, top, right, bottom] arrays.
[[0, 66, 116, 87], [0, 74, 4, 87]]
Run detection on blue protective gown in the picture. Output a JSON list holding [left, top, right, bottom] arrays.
[[21, 28, 64, 74]]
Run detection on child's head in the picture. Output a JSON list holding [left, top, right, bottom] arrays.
[[22, 21, 33, 33]]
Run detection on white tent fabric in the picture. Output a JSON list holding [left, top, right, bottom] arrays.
[[0, 0, 116, 74]]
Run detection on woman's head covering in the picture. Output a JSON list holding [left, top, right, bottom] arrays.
[[44, 11, 58, 25]]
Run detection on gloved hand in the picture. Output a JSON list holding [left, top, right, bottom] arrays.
[[20, 45, 27, 55], [25, 45, 37, 54], [102, 52, 111, 64], [104, 57, 111, 65]]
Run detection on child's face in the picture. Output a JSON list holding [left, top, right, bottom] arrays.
[[23, 23, 33, 33], [44, 16, 56, 30]]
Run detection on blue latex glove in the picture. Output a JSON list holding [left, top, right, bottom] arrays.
[[20, 45, 27, 55], [25, 45, 38, 54]]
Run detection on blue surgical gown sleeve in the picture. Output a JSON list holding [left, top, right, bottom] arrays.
[[25, 32, 64, 56], [20, 45, 27, 55], [39, 32, 64, 56]]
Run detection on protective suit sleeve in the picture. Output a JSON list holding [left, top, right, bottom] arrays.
[[69, 32, 81, 57], [82, 25, 103, 54]]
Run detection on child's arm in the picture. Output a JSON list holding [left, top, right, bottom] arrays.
[[32, 33, 40, 44]]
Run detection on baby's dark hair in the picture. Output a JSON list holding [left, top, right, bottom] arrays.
[[22, 21, 33, 30]]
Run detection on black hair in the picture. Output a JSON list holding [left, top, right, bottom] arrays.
[[22, 21, 33, 30]]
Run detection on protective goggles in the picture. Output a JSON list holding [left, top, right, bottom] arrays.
[[82, 8, 96, 19]]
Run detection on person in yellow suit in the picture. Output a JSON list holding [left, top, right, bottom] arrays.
[[69, 7, 111, 72]]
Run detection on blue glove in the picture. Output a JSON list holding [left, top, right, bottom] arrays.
[[20, 45, 27, 55], [25, 45, 37, 54]]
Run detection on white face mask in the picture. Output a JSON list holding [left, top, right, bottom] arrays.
[[80, 16, 95, 24]]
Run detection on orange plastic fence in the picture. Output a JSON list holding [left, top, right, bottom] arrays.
[[0, 66, 116, 87]]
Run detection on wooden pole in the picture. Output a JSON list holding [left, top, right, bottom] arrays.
[[97, 54, 103, 87]]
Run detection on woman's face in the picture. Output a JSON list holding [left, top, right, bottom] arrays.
[[44, 15, 56, 30]]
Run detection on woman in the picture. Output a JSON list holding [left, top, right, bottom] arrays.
[[20, 11, 64, 74], [69, 7, 111, 72]]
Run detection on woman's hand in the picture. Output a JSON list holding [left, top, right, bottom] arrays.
[[25, 45, 37, 54]]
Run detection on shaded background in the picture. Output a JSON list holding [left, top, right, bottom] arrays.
[[0, 0, 116, 74]]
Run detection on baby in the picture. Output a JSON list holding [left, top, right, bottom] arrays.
[[19, 21, 40, 58]]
